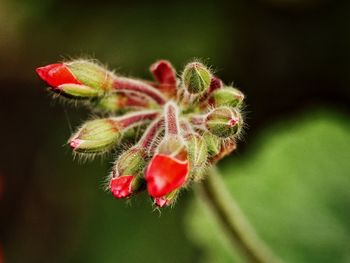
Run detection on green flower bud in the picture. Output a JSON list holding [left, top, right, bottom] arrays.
[[203, 132, 221, 157], [205, 107, 242, 138], [186, 134, 208, 169], [67, 60, 114, 90], [69, 118, 121, 153], [112, 147, 147, 177], [209, 86, 244, 107], [182, 62, 211, 94]]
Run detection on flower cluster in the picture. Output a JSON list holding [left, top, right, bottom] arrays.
[[36, 59, 244, 207]]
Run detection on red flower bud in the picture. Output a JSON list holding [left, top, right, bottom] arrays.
[[109, 175, 134, 198], [146, 154, 189, 198], [150, 60, 177, 85], [36, 63, 81, 88]]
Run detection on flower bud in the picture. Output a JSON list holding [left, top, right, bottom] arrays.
[[69, 118, 121, 153], [36, 60, 114, 99], [205, 107, 242, 138], [109, 175, 144, 199], [209, 86, 244, 107], [112, 147, 147, 178], [186, 134, 208, 170], [182, 62, 211, 94], [203, 132, 221, 157]]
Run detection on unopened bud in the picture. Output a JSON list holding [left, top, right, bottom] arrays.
[[205, 107, 242, 138], [182, 62, 211, 94], [36, 60, 114, 99], [112, 147, 147, 178], [186, 134, 208, 169], [203, 132, 221, 157], [69, 118, 121, 153], [209, 86, 244, 107], [110, 175, 145, 199]]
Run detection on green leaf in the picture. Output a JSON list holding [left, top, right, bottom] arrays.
[[185, 109, 350, 263]]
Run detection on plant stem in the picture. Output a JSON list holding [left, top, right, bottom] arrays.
[[197, 167, 283, 263]]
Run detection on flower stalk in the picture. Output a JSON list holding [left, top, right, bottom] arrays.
[[198, 167, 283, 263]]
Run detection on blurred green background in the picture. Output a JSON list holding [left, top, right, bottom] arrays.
[[0, 0, 349, 262]]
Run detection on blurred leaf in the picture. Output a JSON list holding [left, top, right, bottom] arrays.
[[185, 109, 350, 263]]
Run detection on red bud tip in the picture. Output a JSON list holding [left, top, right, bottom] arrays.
[[110, 175, 134, 198], [150, 60, 177, 85], [209, 77, 223, 92], [229, 118, 237, 127], [154, 197, 169, 207], [36, 63, 81, 88], [146, 154, 189, 198], [69, 138, 82, 149]]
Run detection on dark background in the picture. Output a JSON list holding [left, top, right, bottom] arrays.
[[0, 0, 349, 262]]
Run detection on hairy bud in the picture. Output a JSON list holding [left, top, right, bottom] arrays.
[[36, 60, 114, 99], [203, 132, 221, 157], [209, 86, 244, 107], [186, 134, 208, 170], [205, 107, 242, 138], [109, 175, 144, 199], [112, 147, 147, 178], [69, 119, 121, 153], [182, 62, 211, 94]]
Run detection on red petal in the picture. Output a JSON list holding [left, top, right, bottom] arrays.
[[146, 154, 189, 198], [150, 60, 177, 85], [110, 175, 134, 198], [36, 63, 81, 88]]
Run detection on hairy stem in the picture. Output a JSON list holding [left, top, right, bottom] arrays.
[[197, 167, 283, 263], [113, 77, 166, 105]]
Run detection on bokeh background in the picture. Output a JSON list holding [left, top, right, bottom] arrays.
[[1, 0, 350, 262]]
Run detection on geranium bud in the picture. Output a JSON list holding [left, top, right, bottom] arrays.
[[203, 132, 221, 157], [112, 147, 147, 178], [36, 60, 114, 99], [150, 60, 177, 85], [209, 86, 244, 107], [182, 62, 212, 94], [110, 175, 144, 198], [66, 60, 114, 90], [146, 154, 189, 197], [205, 107, 242, 138], [69, 119, 121, 153], [186, 133, 208, 170]]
